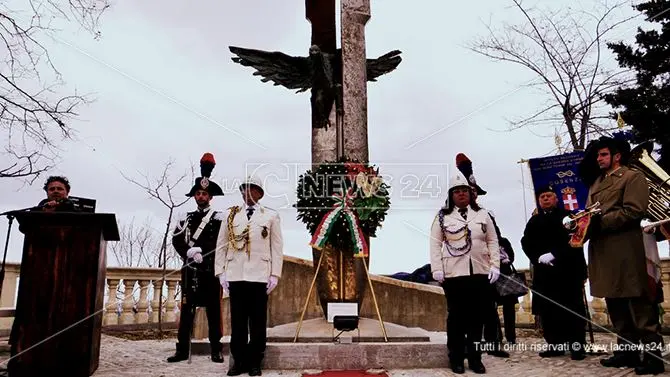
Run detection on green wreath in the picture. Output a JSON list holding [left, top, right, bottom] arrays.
[[295, 157, 391, 252]]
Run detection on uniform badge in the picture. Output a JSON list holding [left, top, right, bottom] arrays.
[[481, 223, 487, 234], [200, 177, 209, 189], [261, 226, 268, 238]]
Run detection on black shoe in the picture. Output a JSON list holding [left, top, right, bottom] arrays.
[[248, 366, 262, 376], [227, 364, 247, 376], [168, 344, 188, 363], [634, 351, 665, 375], [469, 360, 487, 374], [571, 350, 586, 361], [600, 352, 640, 368], [450, 360, 465, 374], [487, 350, 510, 358], [211, 352, 224, 363], [210, 343, 224, 363], [539, 350, 565, 358]]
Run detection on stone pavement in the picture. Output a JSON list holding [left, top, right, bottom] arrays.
[[92, 332, 670, 376]]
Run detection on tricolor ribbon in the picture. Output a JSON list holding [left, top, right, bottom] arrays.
[[309, 188, 369, 257]]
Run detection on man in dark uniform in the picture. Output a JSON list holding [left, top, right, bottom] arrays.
[[521, 185, 587, 361], [167, 153, 225, 363]]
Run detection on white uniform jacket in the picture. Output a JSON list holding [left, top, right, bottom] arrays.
[[430, 206, 500, 278], [214, 203, 284, 283]]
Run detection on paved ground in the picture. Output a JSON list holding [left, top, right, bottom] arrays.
[[90, 332, 670, 376]]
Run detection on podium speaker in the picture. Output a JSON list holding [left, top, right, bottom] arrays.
[[8, 211, 119, 377]]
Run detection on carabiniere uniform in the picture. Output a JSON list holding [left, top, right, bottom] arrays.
[[169, 153, 225, 362], [172, 205, 223, 308]]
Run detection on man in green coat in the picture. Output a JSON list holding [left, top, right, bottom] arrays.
[[583, 136, 664, 375]]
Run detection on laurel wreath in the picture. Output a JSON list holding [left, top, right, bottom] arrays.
[[294, 157, 391, 252]]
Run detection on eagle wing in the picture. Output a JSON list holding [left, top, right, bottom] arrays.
[[229, 46, 312, 92], [366, 50, 402, 82]]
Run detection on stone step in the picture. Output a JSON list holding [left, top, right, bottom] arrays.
[[190, 341, 448, 369]]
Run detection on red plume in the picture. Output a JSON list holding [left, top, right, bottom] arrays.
[[455, 153, 470, 166], [200, 153, 216, 177]]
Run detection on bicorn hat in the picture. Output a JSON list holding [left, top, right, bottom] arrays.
[[186, 153, 224, 197], [456, 153, 487, 196]]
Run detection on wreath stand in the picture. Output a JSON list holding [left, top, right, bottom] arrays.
[[293, 104, 388, 343]]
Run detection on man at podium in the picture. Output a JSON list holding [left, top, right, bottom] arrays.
[[36, 176, 77, 212], [167, 153, 225, 363]]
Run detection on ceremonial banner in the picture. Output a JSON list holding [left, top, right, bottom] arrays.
[[528, 151, 589, 213]]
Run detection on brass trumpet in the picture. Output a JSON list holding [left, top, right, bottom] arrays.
[[641, 217, 670, 233], [562, 202, 602, 230]]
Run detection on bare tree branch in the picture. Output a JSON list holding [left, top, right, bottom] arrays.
[[1, 0, 110, 180], [468, 0, 636, 151], [121, 159, 195, 332], [108, 216, 181, 268]]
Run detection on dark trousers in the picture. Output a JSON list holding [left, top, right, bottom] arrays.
[[177, 276, 223, 351], [605, 296, 663, 354], [540, 305, 586, 351], [229, 281, 268, 367], [443, 274, 489, 363], [483, 294, 517, 345]]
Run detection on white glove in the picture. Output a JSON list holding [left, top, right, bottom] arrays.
[[192, 253, 203, 263], [266, 275, 278, 294], [488, 267, 500, 284], [432, 271, 444, 283], [218, 274, 228, 294], [538, 253, 555, 266], [186, 247, 202, 258], [501, 256, 510, 264]]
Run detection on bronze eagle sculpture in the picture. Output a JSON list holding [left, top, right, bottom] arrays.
[[229, 45, 402, 129]]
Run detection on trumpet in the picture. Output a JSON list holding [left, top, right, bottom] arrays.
[[562, 202, 602, 230], [641, 217, 670, 233]]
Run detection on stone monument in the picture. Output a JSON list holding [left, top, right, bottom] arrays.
[[228, 0, 401, 323]]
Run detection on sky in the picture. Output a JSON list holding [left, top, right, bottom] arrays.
[[1, 0, 666, 287]]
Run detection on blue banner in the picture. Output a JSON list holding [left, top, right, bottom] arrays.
[[528, 151, 589, 213]]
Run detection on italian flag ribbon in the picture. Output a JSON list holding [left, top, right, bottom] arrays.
[[309, 188, 369, 257]]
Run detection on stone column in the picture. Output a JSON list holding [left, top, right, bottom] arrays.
[[136, 280, 151, 324], [341, 0, 370, 163], [307, 0, 338, 165], [103, 279, 120, 326]]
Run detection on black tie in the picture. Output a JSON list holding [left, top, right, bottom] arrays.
[[458, 208, 467, 220], [246, 207, 255, 220]]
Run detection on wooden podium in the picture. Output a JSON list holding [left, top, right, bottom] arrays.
[[7, 211, 119, 377]]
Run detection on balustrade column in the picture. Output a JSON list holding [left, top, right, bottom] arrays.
[[136, 280, 151, 324], [661, 271, 670, 325], [165, 281, 178, 322], [120, 279, 137, 325], [151, 280, 163, 323], [103, 279, 120, 325]]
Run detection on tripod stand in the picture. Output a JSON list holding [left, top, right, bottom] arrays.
[[293, 248, 387, 342]]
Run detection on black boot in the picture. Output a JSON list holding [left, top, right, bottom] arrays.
[[600, 351, 641, 368], [634, 350, 665, 375], [210, 343, 224, 363], [166, 343, 189, 363], [468, 358, 486, 374], [450, 359, 465, 374]]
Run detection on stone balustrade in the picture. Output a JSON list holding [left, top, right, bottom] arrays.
[[0, 257, 669, 335]]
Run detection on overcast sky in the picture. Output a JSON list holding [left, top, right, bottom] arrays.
[[2, 0, 664, 289]]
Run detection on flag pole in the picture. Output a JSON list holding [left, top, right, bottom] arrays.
[[518, 158, 529, 223]]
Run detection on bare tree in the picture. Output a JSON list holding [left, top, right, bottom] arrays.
[[1, 0, 110, 180], [121, 159, 194, 331], [108, 216, 181, 268], [468, 0, 637, 151]]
